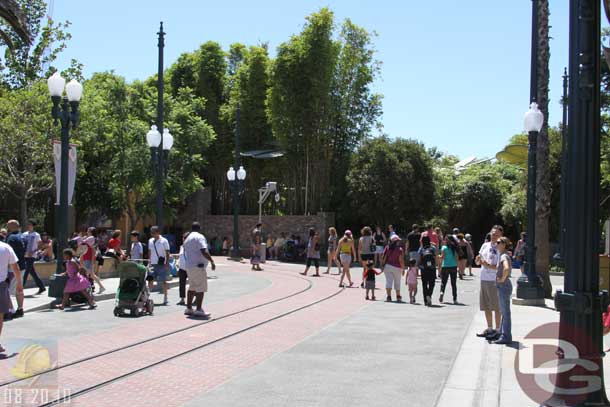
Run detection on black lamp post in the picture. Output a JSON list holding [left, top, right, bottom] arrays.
[[555, 68, 569, 267], [227, 106, 247, 260], [47, 72, 83, 275], [516, 0, 545, 304], [154, 21, 166, 230], [547, 0, 610, 405]]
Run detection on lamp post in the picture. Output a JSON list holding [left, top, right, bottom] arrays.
[[154, 21, 166, 230], [228, 106, 246, 260], [515, 0, 544, 305], [47, 72, 83, 275], [146, 124, 173, 223], [556, 68, 569, 267], [547, 1, 610, 405]]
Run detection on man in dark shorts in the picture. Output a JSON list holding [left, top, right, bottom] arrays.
[[405, 224, 421, 266]]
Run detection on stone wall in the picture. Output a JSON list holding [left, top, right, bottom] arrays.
[[199, 212, 335, 250]]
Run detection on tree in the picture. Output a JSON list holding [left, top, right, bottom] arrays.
[[0, 0, 71, 89], [0, 0, 30, 48], [0, 81, 53, 225], [535, 0, 552, 297], [346, 136, 434, 227]]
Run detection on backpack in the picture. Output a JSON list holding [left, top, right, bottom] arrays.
[[457, 244, 467, 259], [421, 247, 436, 269]]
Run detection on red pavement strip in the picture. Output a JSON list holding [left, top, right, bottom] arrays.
[[0, 264, 368, 407]]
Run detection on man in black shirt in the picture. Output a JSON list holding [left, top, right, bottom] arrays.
[[405, 224, 421, 266], [5, 220, 25, 319]]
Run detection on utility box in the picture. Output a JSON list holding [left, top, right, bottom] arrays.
[[600, 255, 610, 292]]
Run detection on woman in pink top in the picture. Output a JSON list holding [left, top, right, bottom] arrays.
[[58, 249, 97, 310]]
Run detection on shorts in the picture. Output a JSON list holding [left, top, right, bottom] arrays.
[[186, 267, 208, 293], [0, 282, 10, 314], [361, 253, 374, 261], [480, 280, 500, 311], [375, 245, 385, 254], [83, 260, 92, 272], [151, 264, 167, 283], [339, 254, 352, 266], [384, 264, 402, 290], [364, 280, 375, 289], [306, 257, 320, 268], [9, 272, 20, 295]]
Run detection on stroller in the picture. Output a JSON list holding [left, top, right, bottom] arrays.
[[113, 261, 154, 317]]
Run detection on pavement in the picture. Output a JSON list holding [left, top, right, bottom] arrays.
[[1, 261, 607, 407]]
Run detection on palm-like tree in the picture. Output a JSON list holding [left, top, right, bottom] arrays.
[[0, 0, 30, 48]]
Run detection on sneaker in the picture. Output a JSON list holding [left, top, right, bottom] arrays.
[[439, 293, 444, 303], [386, 296, 392, 302], [487, 331, 501, 341], [36, 288, 46, 295], [426, 296, 432, 306], [453, 299, 458, 305], [193, 310, 211, 319], [476, 328, 494, 338], [493, 337, 512, 345], [3, 312, 13, 321], [177, 300, 186, 306], [13, 309, 24, 318], [184, 308, 194, 316]]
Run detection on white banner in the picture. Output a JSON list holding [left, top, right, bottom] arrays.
[[52, 140, 77, 205]]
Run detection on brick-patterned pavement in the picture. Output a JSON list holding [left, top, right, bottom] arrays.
[[0, 262, 366, 406]]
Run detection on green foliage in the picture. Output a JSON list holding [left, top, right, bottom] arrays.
[[346, 136, 434, 227], [0, 80, 54, 223], [0, 0, 72, 88]]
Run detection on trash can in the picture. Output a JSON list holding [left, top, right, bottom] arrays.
[[259, 243, 267, 263], [600, 255, 610, 293]]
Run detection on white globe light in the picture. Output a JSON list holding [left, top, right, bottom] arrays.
[[275, 193, 280, 203], [162, 128, 174, 151], [65, 79, 83, 102], [146, 125, 161, 148], [47, 72, 65, 97], [237, 166, 247, 180], [227, 167, 236, 181], [524, 102, 544, 133]]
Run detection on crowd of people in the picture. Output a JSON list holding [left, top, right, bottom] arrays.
[[0, 216, 517, 353]]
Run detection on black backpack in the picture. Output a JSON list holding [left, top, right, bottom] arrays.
[[421, 248, 436, 269]]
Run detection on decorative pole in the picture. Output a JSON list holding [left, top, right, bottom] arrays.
[[155, 21, 165, 230]]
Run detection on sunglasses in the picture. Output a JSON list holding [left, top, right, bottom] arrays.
[[496, 240, 505, 245]]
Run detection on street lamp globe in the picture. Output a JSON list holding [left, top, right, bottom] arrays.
[[146, 125, 161, 148], [524, 102, 544, 132], [162, 128, 173, 151], [65, 79, 83, 102], [227, 166, 236, 181], [47, 72, 65, 97], [237, 166, 246, 180]]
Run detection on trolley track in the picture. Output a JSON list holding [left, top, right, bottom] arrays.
[[0, 269, 316, 389], [36, 274, 345, 407]]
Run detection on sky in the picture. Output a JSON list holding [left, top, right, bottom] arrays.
[[51, 1, 571, 160]]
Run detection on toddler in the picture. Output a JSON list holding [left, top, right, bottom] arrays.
[[363, 260, 382, 301], [58, 249, 96, 310], [406, 258, 419, 304]]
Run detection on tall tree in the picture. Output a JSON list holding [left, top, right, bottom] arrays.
[[535, 0, 552, 298], [0, 81, 53, 225], [0, 0, 30, 48]]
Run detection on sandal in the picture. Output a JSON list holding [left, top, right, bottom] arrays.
[[88, 303, 97, 309], [349, 282, 354, 287]]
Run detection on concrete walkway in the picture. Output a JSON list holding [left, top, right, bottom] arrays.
[[436, 274, 610, 407]]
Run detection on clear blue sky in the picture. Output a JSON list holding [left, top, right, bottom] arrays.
[[52, 1, 571, 160]]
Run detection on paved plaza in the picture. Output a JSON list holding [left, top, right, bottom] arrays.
[[0, 259, 603, 407]]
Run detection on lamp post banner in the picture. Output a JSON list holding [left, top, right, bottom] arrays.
[[52, 140, 77, 205]]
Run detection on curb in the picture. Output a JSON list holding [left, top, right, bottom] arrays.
[[24, 280, 181, 314]]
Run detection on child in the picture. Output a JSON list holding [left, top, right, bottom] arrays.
[[406, 258, 419, 304], [363, 260, 382, 301], [58, 249, 97, 310]]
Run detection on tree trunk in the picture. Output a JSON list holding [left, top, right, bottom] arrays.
[[535, 0, 553, 298], [19, 187, 27, 227]]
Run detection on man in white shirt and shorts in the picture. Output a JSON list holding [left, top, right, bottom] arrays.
[[475, 225, 503, 340], [0, 240, 23, 353], [182, 222, 215, 318]]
